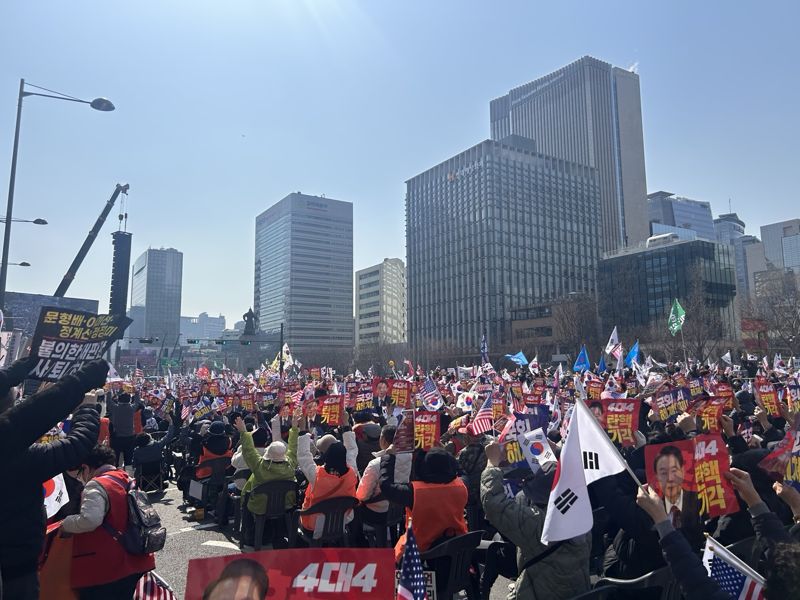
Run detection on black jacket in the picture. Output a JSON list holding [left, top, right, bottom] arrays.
[[0, 405, 99, 577]]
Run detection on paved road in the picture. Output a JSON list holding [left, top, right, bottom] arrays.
[[151, 485, 511, 599]]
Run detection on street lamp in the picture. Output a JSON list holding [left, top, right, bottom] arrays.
[[8, 262, 30, 267], [0, 79, 115, 313], [0, 217, 47, 225]]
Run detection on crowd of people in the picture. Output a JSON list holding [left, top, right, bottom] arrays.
[[0, 348, 799, 599]]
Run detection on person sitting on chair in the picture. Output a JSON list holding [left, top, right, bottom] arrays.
[[133, 412, 177, 490], [195, 421, 232, 479]]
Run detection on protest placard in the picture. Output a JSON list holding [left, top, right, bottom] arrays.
[[601, 399, 641, 447], [414, 410, 440, 451], [694, 397, 727, 433], [186, 548, 395, 599], [319, 395, 345, 426], [755, 376, 781, 417], [29, 307, 131, 382], [654, 387, 690, 421], [713, 382, 735, 410], [392, 409, 415, 453]]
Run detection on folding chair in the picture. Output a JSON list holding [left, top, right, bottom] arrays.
[[197, 457, 232, 510], [297, 496, 358, 548], [421, 530, 484, 600], [596, 565, 681, 600], [134, 459, 164, 493], [250, 480, 299, 551]]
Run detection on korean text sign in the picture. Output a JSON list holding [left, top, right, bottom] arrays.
[[600, 399, 641, 447], [30, 307, 131, 382], [185, 548, 395, 599], [320, 395, 345, 427], [414, 411, 440, 451]]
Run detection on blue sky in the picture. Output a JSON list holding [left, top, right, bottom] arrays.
[[1, 1, 797, 324]]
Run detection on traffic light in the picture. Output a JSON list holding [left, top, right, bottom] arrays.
[[138, 338, 154, 344], [215, 340, 225, 345], [240, 341, 251, 346], [186, 339, 199, 344]]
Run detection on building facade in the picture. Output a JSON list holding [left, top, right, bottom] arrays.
[[489, 56, 648, 252], [254, 193, 353, 360], [597, 239, 737, 339], [760, 219, 800, 270], [180, 312, 226, 344], [130, 248, 183, 347], [648, 191, 716, 241], [406, 135, 600, 364], [355, 258, 406, 346]]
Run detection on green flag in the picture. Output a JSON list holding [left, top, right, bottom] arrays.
[[667, 298, 686, 336]]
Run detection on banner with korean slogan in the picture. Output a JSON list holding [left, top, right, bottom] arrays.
[[319, 395, 345, 427], [29, 307, 132, 382], [392, 409, 415, 453], [694, 397, 727, 433], [414, 411, 440, 451], [238, 392, 255, 412], [384, 379, 412, 409], [491, 392, 506, 422], [754, 376, 781, 417], [498, 409, 550, 470], [713, 381, 735, 410], [600, 399, 641, 447], [586, 379, 603, 401], [654, 387, 690, 422], [185, 548, 395, 599], [758, 415, 800, 491]]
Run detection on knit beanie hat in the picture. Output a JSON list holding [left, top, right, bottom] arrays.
[[251, 427, 270, 448], [323, 441, 348, 476], [316, 434, 338, 456], [420, 448, 458, 484]]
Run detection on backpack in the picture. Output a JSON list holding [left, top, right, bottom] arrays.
[[100, 473, 167, 555]]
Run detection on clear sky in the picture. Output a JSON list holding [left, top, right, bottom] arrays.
[[1, 1, 797, 325]]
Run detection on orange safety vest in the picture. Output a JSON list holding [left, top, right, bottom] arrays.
[[301, 466, 357, 531], [395, 479, 468, 562], [70, 469, 155, 588], [194, 446, 232, 479]]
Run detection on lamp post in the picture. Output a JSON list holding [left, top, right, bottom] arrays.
[[0, 78, 114, 314]]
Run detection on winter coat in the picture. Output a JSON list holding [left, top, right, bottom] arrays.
[[240, 428, 298, 514], [458, 441, 487, 505], [481, 466, 591, 600], [0, 405, 99, 578]]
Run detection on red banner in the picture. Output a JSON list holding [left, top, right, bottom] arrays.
[[755, 376, 780, 417], [319, 395, 345, 426], [694, 397, 727, 433], [238, 392, 255, 412], [414, 411, 440, 451], [714, 382, 735, 410], [600, 399, 640, 447], [491, 393, 506, 422], [586, 380, 603, 401], [185, 548, 395, 599]]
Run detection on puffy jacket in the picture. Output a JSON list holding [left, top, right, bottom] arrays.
[[481, 466, 591, 600], [0, 405, 99, 578], [240, 428, 298, 514], [133, 423, 177, 466], [109, 400, 137, 437], [195, 445, 232, 479]]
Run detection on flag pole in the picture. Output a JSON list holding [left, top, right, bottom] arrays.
[[679, 327, 689, 368]]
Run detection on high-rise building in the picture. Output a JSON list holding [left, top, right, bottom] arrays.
[[355, 258, 406, 347], [130, 248, 183, 347], [714, 212, 746, 245], [648, 191, 716, 241], [489, 56, 648, 252], [254, 193, 353, 359], [180, 312, 226, 344], [713, 213, 762, 298], [597, 239, 737, 339], [760, 219, 800, 270], [406, 135, 600, 364]]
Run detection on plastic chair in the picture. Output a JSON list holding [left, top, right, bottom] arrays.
[[251, 480, 299, 551], [596, 565, 681, 600], [197, 457, 231, 508], [297, 496, 358, 547], [421, 530, 484, 600]]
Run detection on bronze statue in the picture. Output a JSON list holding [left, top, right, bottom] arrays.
[[242, 308, 257, 336]]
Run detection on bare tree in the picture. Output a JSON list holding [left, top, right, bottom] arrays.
[[750, 270, 800, 356], [552, 293, 601, 359]]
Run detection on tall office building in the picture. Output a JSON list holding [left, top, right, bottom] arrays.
[[761, 219, 800, 271], [180, 312, 226, 344], [406, 135, 600, 363], [714, 212, 746, 245], [254, 193, 353, 358], [648, 191, 716, 241], [713, 213, 762, 298], [130, 248, 183, 347], [489, 56, 648, 252], [355, 258, 407, 347]]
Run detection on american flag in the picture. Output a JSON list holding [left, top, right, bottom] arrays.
[[703, 536, 764, 600], [397, 525, 427, 600], [134, 571, 176, 600], [180, 402, 192, 420], [420, 377, 443, 411], [134, 361, 144, 379], [467, 396, 494, 435]]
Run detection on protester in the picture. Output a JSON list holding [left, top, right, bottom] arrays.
[[195, 420, 233, 479], [61, 444, 156, 599], [108, 392, 140, 466]]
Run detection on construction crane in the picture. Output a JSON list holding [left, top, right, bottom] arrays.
[[53, 183, 130, 298]]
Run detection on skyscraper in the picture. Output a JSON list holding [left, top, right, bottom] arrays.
[[761, 219, 800, 270], [130, 248, 183, 347], [254, 193, 353, 360], [489, 56, 648, 252], [355, 258, 407, 347], [714, 213, 761, 298], [406, 135, 600, 364], [648, 191, 716, 241]]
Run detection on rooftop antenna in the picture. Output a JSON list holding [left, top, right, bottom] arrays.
[[728, 198, 732, 213]]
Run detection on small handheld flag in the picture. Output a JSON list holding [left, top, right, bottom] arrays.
[[668, 299, 686, 336]]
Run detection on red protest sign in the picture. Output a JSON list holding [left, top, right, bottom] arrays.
[[600, 399, 641, 447], [414, 411, 440, 451], [655, 387, 690, 421], [645, 434, 738, 519], [392, 410, 415, 453], [755, 376, 781, 417], [309, 367, 322, 380], [714, 382, 735, 410], [390, 380, 412, 409], [491, 393, 506, 422], [185, 548, 395, 599], [523, 392, 543, 408], [319, 395, 345, 426], [238, 392, 255, 412], [586, 380, 603, 401], [694, 397, 727, 433]]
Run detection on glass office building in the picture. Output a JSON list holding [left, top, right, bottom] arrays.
[[406, 135, 600, 362], [254, 193, 353, 356], [355, 258, 406, 347], [761, 219, 800, 270], [648, 191, 716, 241], [597, 239, 737, 339], [130, 248, 183, 347], [490, 56, 649, 252]]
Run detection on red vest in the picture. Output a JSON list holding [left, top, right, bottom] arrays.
[[98, 417, 110, 446], [194, 446, 232, 479], [300, 466, 357, 530], [70, 469, 155, 588], [395, 479, 468, 562]]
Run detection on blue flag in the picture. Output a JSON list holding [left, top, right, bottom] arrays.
[[573, 345, 590, 372], [598, 353, 607, 373], [504, 351, 529, 367], [625, 340, 640, 367]]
